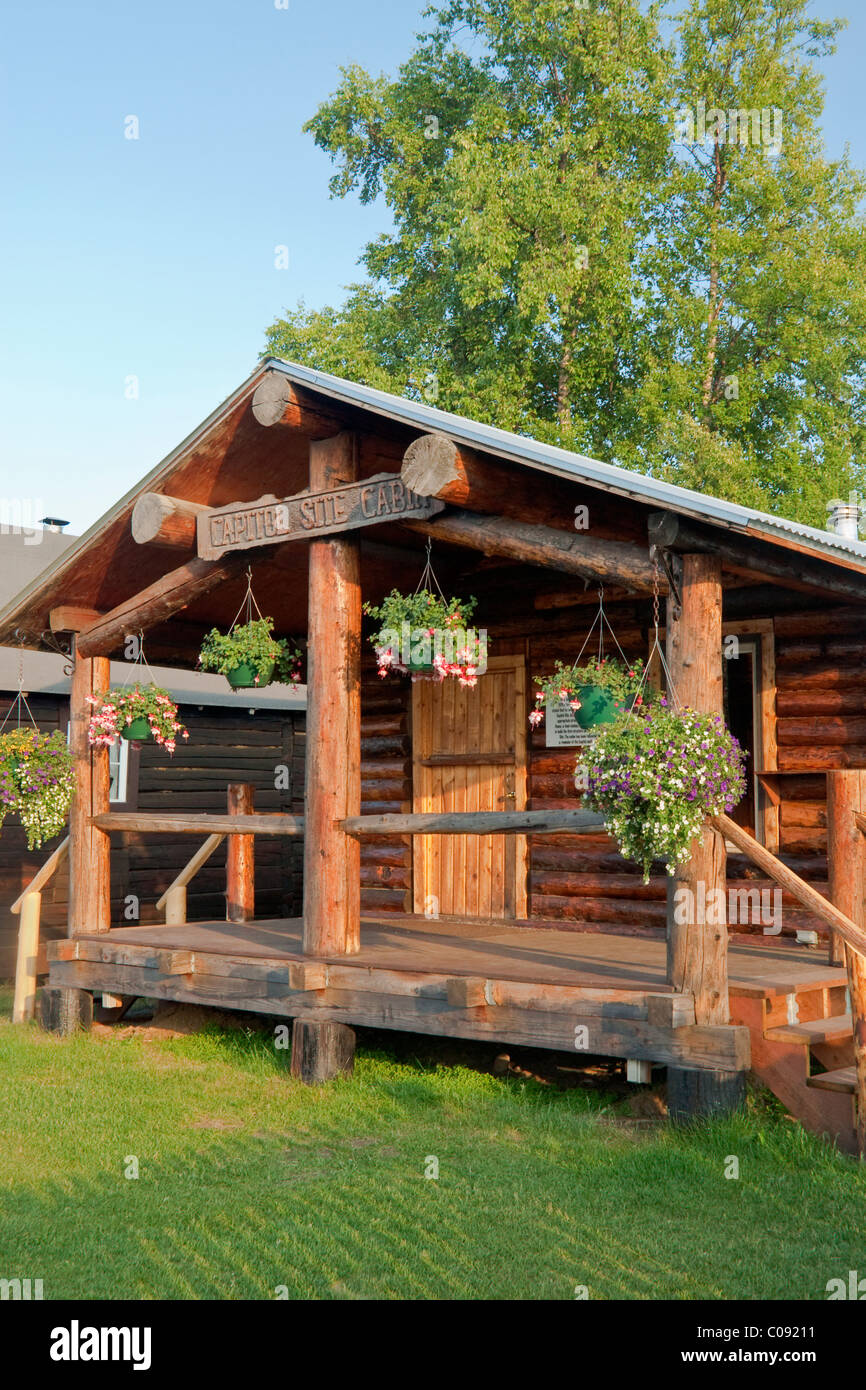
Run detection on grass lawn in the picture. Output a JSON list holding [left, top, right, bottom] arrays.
[[0, 982, 864, 1301]]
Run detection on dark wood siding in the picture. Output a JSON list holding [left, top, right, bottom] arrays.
[[0, 700, 306, 976]]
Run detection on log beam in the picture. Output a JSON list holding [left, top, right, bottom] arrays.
[[401, 432, 580, 529], [75, 555, 241, 657], [131, 493, 210, 550], [649, 510, 866, 605], [666, 554, 729, 1028], [303, 432, 362, 956], [404, 510, 656, 592], [252, 371, 349, 436], [69, 642, 111, 936]]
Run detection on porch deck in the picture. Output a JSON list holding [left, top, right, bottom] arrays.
[[47, 916, 847, 1075]]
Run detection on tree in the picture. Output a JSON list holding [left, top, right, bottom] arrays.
[[623, 0, 866, 523], [264, 0, 866, 527], [266, 0, 673, 454]]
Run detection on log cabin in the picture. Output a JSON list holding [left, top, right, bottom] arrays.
[[3, 358, 866, 1150]]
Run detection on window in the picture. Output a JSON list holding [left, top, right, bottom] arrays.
[[108, 738, 129, 804]]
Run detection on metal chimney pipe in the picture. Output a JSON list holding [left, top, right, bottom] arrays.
[[826, 500, 861, 541]]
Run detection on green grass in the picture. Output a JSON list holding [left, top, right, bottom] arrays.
[[0, 982, 864, 1300]]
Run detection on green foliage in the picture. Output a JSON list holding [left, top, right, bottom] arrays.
[[198, 619, 303, 686], [1, 1002, 865, 1299], [0, 729, 74, 851], [88, 684, 188, 754], [362, 587, 477, 634], [265, 0, 866, 527], [531, 656, 650, 715], [585, 704, 747, 880]]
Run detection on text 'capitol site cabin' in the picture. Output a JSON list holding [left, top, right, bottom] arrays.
[[6, 360, 866, 1152]]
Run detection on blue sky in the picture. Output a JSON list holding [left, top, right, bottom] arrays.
[[2, 0, 864, 533]]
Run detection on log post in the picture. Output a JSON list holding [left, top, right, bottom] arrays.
[[297, 430, 361, 1080], [69, 640, 111, 937], [290, 1019, 356, 1084], [12, 891, 41, 1024], [826, 769, 866, 1156], [665, 554, 739, 1116], [226, 783, 255, 923]]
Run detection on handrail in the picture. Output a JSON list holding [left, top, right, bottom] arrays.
[[711, 812, 866, 960], [155, 834, 225, 913], [11, 836, 69, 914], [341, 810, 606, 836], [91, 812, 303, 836]]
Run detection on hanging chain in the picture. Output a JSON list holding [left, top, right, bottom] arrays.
[[652, 551, 661, 638]]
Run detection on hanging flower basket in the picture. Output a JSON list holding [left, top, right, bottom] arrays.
[[529, 656, 649, 730], [0, 729, 75, 850], [88, 684, 188, 754], [198, 610, 303, 691], [363, 588, 488, 687], [583, 703, 747, 882]]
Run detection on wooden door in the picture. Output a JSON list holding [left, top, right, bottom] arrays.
[[412, 653, 528, 919]]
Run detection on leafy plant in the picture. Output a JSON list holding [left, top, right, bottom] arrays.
[[198, 618, 303, 686], [529, 656, 650, 728], [584, 702, 747, 881], [362, 588, 486, 686], [0, 729, 75, 850], [87, 684, 188, 754]]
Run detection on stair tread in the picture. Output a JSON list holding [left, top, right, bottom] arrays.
[[807, 1066, 857, 1094], [765, 1014, 853, 1045]]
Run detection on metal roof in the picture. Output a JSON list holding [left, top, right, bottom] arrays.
[[263, 356, 866, 572], [0, 354, 863, 646]]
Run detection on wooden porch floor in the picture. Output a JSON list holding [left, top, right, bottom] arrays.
[[79, 913, 845, 999], [47, 916, 847, 1074]]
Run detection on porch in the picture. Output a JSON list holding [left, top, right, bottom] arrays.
[[44, 909, 848, 1077]]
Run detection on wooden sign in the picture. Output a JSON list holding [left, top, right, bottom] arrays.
[[545, 697, 599, 749], [197, 472, 444, 560]]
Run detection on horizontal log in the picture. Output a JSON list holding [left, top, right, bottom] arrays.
[[404, 510, 656, 592], [48, 958, 749, 1070], [251, 371, 348, 434], [776, 690, 866, 716], [778, 717, 866, 746], [342, 810, 606, 836], [712, 812, 866, 958], [530, 871, 665, 900], [92, 812, 304, 835], [778, 747, 866, 771], [400, 431, 629, 535], [649, 511, 866, 604], [76, 555, 242, 657], [131, 493, 210, 550]]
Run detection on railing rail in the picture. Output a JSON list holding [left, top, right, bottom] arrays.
[[712, 812, 866, 959], [155, 833, 226, 923]]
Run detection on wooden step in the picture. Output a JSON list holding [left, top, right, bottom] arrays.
[[765, 1014, 853, 1046], [807, 1067, 857, 1095]]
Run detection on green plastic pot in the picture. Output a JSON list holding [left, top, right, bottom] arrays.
[[226, 661, 274, 689], [574, 684, 628, 730], [121, 716, 152, 742]]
